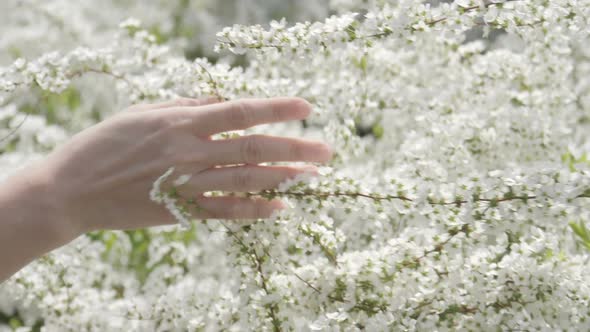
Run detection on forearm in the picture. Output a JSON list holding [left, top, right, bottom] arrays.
[[0, 162, 78, 282], [0, 97, 329, 282]]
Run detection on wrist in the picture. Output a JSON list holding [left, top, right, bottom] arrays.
[[4, 161, 83, 245], [0, 159, 82, 281]]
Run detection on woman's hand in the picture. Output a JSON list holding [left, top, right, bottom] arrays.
[[0, 97, 332, 282], [44, 97, 332, 234]]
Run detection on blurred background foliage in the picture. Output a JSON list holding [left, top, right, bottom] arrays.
[[0, 2, 329, 328]]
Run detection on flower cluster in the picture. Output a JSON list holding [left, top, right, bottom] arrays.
[[2, 0, 590, 331]]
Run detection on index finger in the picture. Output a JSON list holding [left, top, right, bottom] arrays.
[[184, 97, 312, 136], [127, 97, 222, 112]]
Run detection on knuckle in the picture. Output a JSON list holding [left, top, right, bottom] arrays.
[[161, 141, 184, 162], [230, 202, 243, 219], [149, 114, 174, 131], [233, 168, 253, 188], [188, 145, 209, 163], [254, 202, 266, 218], [150, 113, 191, 134], [241, 135, 263, 163], [172, 152, 193, 164], [156, 135, 193, 164], [176, 142, 208, 164], [270, 105, 282, 123], [289, 141, 305, 160], [229, 101, 252, 128]]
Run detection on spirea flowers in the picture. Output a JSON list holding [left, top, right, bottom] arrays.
[[2, 0, 590, 331]]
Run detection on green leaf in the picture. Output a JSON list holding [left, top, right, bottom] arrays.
[[372, 124, 384, 139], [345, 22, 359, 41], [359, 55, 368, 73], [570, 221, 590, 252], [9, 317, 23, 329], [570, 221, 586, 240], [562, 150, 590, 172]]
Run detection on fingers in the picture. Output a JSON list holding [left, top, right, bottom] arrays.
[[177, 165, 318, 194], [128, 97, 221, 112], [194, 197, 286, 220], [144, 196, 284, 228], [204, 134, 333, 165], [170, 97, 312, 136]]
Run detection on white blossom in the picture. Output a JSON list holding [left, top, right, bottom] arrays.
[[2, 0, 590, 331]]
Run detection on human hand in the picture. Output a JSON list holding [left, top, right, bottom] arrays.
[[40, 97, 332, 235]]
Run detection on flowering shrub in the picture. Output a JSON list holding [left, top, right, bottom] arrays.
[[2, 0, 590, 331]]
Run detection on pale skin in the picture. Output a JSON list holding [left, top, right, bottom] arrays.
[[0, 97, 333, 282]]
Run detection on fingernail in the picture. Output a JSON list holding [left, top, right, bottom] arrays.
[[269, 202, 287, 219], [300, 165, 319, 175], [291, 98, 312, 117], [322, 144, 334, 162], [273, 199, 288, 210]]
